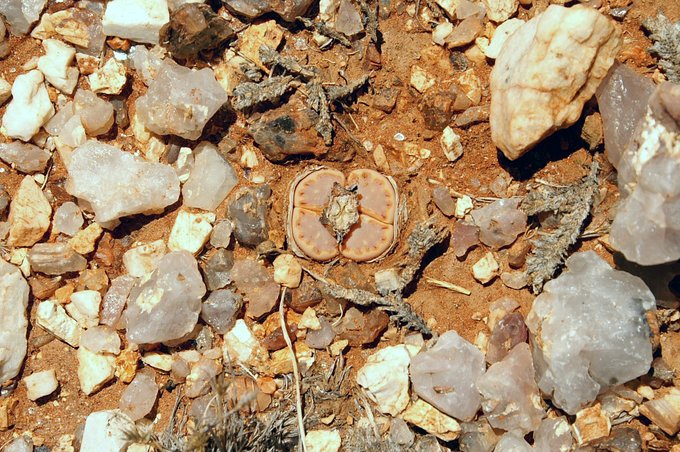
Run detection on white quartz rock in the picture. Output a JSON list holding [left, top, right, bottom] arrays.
[[482, 0, 518, 23], [477, 343, 545, 434], [78, 345, 116, 395], [36, 300, 82, 347], [73, 90, 114, 136], [182, 142, 238, 211], [65, 140, 180, 224], [533, 417, 573, 452], [88, 58, 127, 95], [0, 259, 29, 384], [125, 251, 206, 344], [24, 369, 58, 400], [484, 18, 524, 59], [135, 58, 227, 140], [0, 77, 11, 105], [222, 319, 267, 367], [609, 82, 680, 265], [81, 326, 121, 355], [357, 345, 412, 416], [526, 251, 655, 415], [0, 0, 47, 35], [103, 0, 169, 45], [494, 432, 532, 452], [0, 141, 51, 174], [2, 70, 54, 142], [81, 410, 135, 452], [53, 202, 84, 236], [37, 38, 78, 94], [168, 210, 215, 255], [119, 368, 158, 420], [410, 330, 485, 421], [66, 290, 102, 328], [490, 5, 621, 160]]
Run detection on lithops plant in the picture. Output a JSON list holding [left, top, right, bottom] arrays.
[[288, 167, 399, 262]]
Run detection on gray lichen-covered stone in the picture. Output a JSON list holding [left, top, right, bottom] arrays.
[[135, 58, 227, 140], [410, 330, 485, 421], [0, 142, 51, 173], [0, 259, 29, 384], [526, 251, 655, 414], [182, 142, 238, 211], [477, 343, 545, 434], [65, 140, 180, 225], [609, 82, 680, 265], [229, 185, 271, 247], [126, 251, 206, 344]]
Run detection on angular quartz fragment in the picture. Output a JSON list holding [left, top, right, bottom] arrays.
[[526, 251, 655, 414], [8, 176, 52, 247], [201, 288, 242, 334], [0, 0, 47, 35], [595, 63, 655, 168], [29, 242, 87, 275], [356, 345, 412, 415], [0, 259, 29, 384], [2, 70, 54, 142], [229, 186, 271, 247], [477, 343, 545, 433], [409, 330, 485, 421], [65, 141, 180, 224], [494, 432, 532, 452], [223, 0, 314, 22], [73, 90, 114, 136], [486, 311, 527, 364], [0, 142, 51, 174], [231, 259, 279, 318], [125, 251, 206, 344], [305, 316, 335, 349], [432, 186, 456, 217], [451, 221, 480, 258], [533, 417, 573, 452], [135, 58, 227, 140], [203, 248, 234, 291], [210, 220, 232, 248], [119, 368, 158, 420], [490, 5, 621, 159], [52, 202, 84, 236], [37, 38, 78, 94], [31, 7, 106, 55], [609, 82, 680, 265], [471, 198, 526, 249], [81, 325, 121, 355], [182, 142, 238, 211], [101, 275, 135, 327]]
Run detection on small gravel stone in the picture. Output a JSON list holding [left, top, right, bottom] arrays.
[[2, 70, 54, 142], [182, 142, 238, 211], [24, 369, 58, 401], [29, 242, 87, 275], [0, 260, 29, 384], [305, 316, 336, 349], [432, 186, 456, 217], [8, 176, 52, 247], [229, 185, 271, 248], [201, 288, 242, 334], [231, 259, 279, 318], [203, 248, 234, 291], [486, 311, 527, 364], [119, 368, 158, 420], [53, 202, 84, 236], [101, 275, 135, 327], [471, 198, 526, 249], [0, 142, 51, 174]]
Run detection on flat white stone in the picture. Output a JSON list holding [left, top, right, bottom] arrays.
[[36, 300, 82, 347], [102, 0, 169, 44], [123, 239, 167, 278], [37, 38, 78, 94], [24, 369, 58, 401], [77, 345, 116, 395], [168, 210, 215, 255], [66, 290, 102, 329], [222, 319, 267, 367], [81, 410, 135, 452]]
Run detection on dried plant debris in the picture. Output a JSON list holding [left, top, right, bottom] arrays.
[[305, 217, 449, 334], [297, 17, 353, 48], [326, 75, 370, 103], [521, 161, 600, 293], [320, 183, 361, 242], [127, 377, 298, 452], [232, 76, 298, 110], [359, 0, 379, 45], [259, 45, 319, 79], [643, 13, 680, 84], [307, 81, 334, 145]]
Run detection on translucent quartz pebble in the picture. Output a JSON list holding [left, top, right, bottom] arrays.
[[125, 251, 205, 344], [0, 142, 51, 173], [119, 368, 158, 420], [81, 325, 121, 354], [135, 58, 227, 140], [53, 202, 84, 236], [410, 330, 485, 421], [101, 275, 135, 327], [182, 142, 238, 211], [526, 251, 655, 414], [201, 288, 242, 334], [471, 198, 527, 249], [596, 63, 655, 169], [65, 140, 180, 224], [0, 259, 29, 384], [477, 343, 545, 433], [231, 259, 279, 318]]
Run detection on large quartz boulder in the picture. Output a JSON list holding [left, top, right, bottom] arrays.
[[490, 5, 621, 160], [410, 330, 485, 421], [126, 251, 206, 344], [526, 251, 655, 414], [0, 259, 29, 384], [135, 58, 227, 140], [65, 140, 180, 225], [609, 82, 680, 265]]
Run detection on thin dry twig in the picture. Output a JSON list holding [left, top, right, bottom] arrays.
[[425, 277, 471, 295], [280, 287, 307, 452]]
